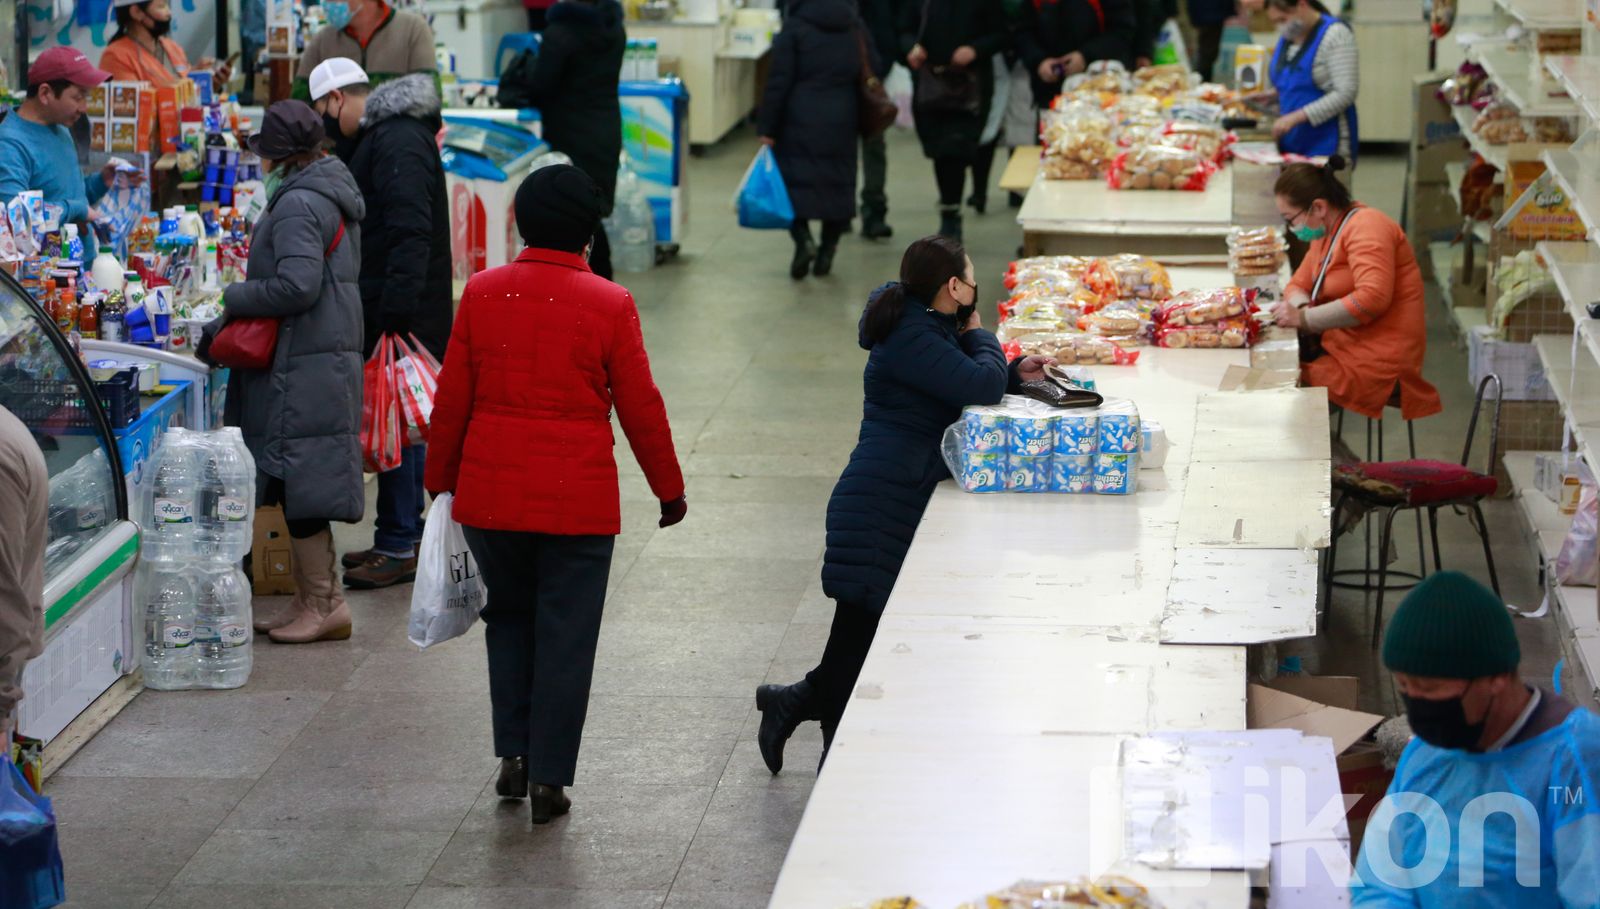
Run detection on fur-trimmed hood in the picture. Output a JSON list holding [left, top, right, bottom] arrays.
[[361, 72, 440, 128]]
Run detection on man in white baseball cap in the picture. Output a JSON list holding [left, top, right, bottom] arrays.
[[308, 57, 454, 590]]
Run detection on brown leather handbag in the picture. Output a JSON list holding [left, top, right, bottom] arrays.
[[856, 29, 898, 138]]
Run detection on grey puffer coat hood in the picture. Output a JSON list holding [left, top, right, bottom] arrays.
[[361, 72, 441, 129], [222, 155, 367, 523]]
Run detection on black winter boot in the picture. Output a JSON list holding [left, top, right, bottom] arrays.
[[756, 680, 818, 774], [789, 223, 817, 281], [938, 206, 963, 242], [860, 212, 893, 240]]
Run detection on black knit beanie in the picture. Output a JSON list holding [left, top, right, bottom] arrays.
[[1381, 571, 1521, 679], [514, 164, 604, 254]]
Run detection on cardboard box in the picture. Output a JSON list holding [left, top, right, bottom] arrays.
[[1467, 326, 1555, 401], [251, 505, 296, 595], [1505, 160, 1588, 242], [1235, 44, 1268, 92]]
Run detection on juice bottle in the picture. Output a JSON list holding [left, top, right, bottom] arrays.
[[58, 287, 78, 335], [78, 292, 100, 340]]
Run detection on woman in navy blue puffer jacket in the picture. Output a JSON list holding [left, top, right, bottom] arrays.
[[755, 236, 1055, 773]]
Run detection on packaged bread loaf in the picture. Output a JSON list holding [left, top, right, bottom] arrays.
[[1084, 254, 1173, 303], [1009, 331, 1141, 366], [1005, 255, 1092, 289], [1132, 63, 1193, 98], [1155, 286, 1253, 327], [1155, 316, 1253, 349], [998, 293, 1090, 326], [1157, 120, 1234, 163], [1227, 225, 1286, 277], [1472, 102, 1526, 144], [1041, 105, 1117, 180], [1107, 143, 1216, 191]]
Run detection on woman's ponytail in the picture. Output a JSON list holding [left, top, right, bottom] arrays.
[[862, 236, 969, 344]]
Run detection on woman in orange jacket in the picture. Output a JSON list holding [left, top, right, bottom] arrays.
[[1270, 157, 1441, 423], [99, 0, 229, 88]]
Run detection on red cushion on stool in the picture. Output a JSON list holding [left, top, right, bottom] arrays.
[[1333, 459, 1499, 506]]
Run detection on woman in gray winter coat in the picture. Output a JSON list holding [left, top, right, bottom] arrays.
[[212, 101, 366, 645]]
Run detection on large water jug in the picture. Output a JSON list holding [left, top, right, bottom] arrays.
[[192, 564, 253, 689], [139, 563, 195, 690]]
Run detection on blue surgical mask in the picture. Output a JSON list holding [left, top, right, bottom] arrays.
[[1291, 223, 1327, 242], [323, 1, 353, 30]]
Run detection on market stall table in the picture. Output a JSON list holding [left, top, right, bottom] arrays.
[[768, 269, 1333, 908], [1018, 168, 1237, 259]]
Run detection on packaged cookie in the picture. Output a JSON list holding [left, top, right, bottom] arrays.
[[1106, 143, 1216, 191]]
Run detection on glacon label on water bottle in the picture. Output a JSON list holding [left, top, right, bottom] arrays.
[[162, 622, 194, 649], [216, 497, 249, 522], [220, 624, 249, 647], [154, 498, 194, 524]]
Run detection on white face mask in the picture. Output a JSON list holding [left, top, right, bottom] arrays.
[[1280, 19, 1310, 42]]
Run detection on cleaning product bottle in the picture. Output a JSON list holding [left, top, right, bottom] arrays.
[[178, 205, 205, 246]]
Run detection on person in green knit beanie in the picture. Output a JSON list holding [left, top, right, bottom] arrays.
[[1351, 570, 1600, 906]]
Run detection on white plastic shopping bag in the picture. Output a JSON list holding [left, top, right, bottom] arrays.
[[408, 493, 487, 649]]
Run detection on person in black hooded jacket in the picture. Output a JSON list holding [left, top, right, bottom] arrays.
[[312, 62, 453, 589], [760, 0, 866, 280], [1015, 0, 1137, 107], [502, 0, 626, 279]]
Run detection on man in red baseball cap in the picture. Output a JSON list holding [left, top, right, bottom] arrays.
[[0, 46, 124, 224]]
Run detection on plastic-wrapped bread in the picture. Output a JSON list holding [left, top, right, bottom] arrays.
[[1041, 105, 1117, 180], [1155, 286, 1253, 327], [1227, 225, 1286, 277], [1106, 143, 1216, 191], [1084, 254, 1173, 302]]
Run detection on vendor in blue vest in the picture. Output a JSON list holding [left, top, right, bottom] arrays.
[[1353, 571, 1600, 907], [1257, 0, 1358, 160]]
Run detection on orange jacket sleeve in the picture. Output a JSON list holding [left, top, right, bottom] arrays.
[[1336, 214, 1398, 325], [607, 294, 685, 504]]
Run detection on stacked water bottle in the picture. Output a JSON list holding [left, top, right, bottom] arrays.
[[138, 428, 257, 690]]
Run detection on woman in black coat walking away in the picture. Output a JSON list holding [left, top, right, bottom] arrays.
[[753, 236, 1055, 772], [759, 0, 866, 280], [901, 0, 1010, 241], [502, 0, 626, 279]]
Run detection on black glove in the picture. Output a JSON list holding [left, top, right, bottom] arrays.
[[659, 496, 687, 528], [383, 311, 412, 341]]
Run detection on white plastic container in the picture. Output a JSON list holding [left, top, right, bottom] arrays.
[[90, 246, 124, 295]]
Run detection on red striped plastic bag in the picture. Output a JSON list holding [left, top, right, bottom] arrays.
[[390, 334, 437, 445]]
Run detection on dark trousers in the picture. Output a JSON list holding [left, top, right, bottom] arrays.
[[792, 219, 848, 250], [860, 132, 888, 219], [240, 40, 264, 106], [933, 143, 999, 208], [590, 222, 614, 281], [373, 444, 426, 558], [804, 601, 882, 738], [525, 7, 548, 30], [1195, 24, 1224, 82], [462, 527, 616, 786], [262, 477, 330, 539], [970, 140, 998, 203]]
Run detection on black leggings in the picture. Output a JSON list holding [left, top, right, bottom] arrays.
[[934, 142, 1000, 207], [804, 601, 882, 738]]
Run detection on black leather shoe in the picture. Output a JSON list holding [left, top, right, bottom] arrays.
[[813, 246, 837, 277], [790, 237, 816, 281], [495, 757, 528, 799], [861, 217, 893, 240], [529, 784, 571, 825], [967, 193, 988, 215], [756, 680, 816, 775], [938, 209, 963, 242]]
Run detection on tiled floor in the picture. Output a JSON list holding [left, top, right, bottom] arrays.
[[48, 132, 1594, 908]]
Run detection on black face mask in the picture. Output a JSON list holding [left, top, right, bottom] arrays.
[[322, 112, 345, 142], [954, 280, 978, 325], [1401, 692, 1487, 751]]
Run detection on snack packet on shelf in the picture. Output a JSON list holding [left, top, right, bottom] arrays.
[[1085, 254, 1173, 303], [1007, 331, 1141, 366], [1041, 104, 1117, 180], [1155, 286, 1253, 326], [1472, 101, 1527, 144], [1107, 143, 1216, 191]]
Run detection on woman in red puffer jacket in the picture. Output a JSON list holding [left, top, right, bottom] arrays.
[[424, 164, 687, 827]]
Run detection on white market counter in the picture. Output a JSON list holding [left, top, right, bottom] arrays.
[[1018, 168, 1238, 259], [626, 19, 766, 147], [769, 269, 1333, 908]]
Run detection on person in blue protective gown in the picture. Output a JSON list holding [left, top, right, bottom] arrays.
[[1352, 571, 1600, 908], [1259, 0, 1357, 160]]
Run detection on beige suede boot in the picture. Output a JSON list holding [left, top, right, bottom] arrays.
[[269, 530, 353, 644], [252, 593, 304, 633]]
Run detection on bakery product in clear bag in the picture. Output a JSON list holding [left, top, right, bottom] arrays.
[[1106, 143, 1216, 191], [1042, 105, 1117, 180], [1085, 254, 1173, 303]]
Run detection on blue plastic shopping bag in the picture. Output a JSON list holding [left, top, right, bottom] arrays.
[[0, 757, 65, 909], [735, 147, 795, 230]]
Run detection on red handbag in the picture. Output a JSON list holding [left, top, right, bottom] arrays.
[[209, 221, 346, 370]]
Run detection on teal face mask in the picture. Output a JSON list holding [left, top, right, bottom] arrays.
[[1291, 223, 1327, 242], [323, 1, 354, 29]]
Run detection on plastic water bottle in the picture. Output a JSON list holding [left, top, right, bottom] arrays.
[[195, 434, 253, 562], [607, 157, 657, 273], [140, 564, 196, 690], [192, 564, 253, 689], [145, 433, 198, 560]]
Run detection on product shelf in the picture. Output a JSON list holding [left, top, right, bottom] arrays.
[[1453, 105, 1513, 172], [1532, 332, 1600, 471], [1544, 55, 1600, 124], [1538, 149, 1600, 242], [1472, 45, 1579, 117], [1535, 240, 1600, 367], [1502, 450, 1600, 701], [1493, 0, 1585, 30]]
